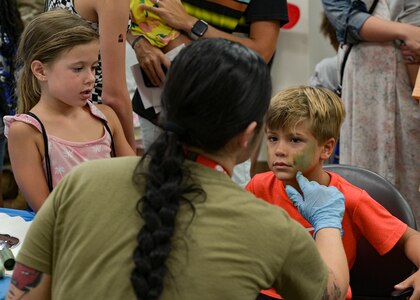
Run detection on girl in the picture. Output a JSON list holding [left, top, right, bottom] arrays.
[[46, 0, 136, 150], [4, 10, 135, 212]]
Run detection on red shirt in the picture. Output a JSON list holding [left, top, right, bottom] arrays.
[[246, 171, 407, 299]]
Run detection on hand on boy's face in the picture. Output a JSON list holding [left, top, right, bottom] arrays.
[[265, 123, 324, 182]]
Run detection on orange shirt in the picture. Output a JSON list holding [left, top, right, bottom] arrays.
[[246, 171, 407, 299]]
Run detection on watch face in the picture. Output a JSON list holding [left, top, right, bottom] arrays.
[[192, 20, 208, 37]]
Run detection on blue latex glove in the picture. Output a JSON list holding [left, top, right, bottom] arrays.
[[286, 171, 345, 238]]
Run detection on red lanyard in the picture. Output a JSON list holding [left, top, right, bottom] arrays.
[[185, 152, 229, 175]]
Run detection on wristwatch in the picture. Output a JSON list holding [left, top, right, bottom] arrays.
[[189, 20, 208, 40]]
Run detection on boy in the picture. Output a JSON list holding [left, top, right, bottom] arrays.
[[246, 86, 420, 300]]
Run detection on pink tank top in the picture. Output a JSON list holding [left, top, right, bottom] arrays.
[[4, 102, 113, 188]]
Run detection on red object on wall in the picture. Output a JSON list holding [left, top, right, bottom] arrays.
[[283, 3, 300, 30]]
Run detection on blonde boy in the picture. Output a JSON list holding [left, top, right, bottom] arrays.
[[247, 86, 420, 300]]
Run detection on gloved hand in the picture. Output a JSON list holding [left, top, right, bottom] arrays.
[[286, 171, 345, 238]]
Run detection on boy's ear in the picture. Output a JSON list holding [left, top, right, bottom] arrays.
[[31, 60, 47, 81], [320, 137, 336, 161]]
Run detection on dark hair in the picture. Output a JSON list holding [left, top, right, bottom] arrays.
[[131, 38, 272, 299], [0, 0, 24, 115], [320, 12, 339, 51]]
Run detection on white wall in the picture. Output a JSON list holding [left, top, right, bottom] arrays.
[[271, 0, 335, 94]]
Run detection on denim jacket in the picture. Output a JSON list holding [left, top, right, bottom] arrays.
[[322, 0, 371, 44]]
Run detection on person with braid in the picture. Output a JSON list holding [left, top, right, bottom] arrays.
[[8, 39, 349, 300]]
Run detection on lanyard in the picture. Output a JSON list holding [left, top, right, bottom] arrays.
[[185, 152, 229, 175]]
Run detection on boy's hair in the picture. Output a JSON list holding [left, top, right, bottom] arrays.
[[16, 9, 99, 113], [267, 86, 346, 143]]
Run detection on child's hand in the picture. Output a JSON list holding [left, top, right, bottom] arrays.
[[286, 171, 345, 238]]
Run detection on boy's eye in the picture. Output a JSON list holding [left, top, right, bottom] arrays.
[[73, 67, 83, 72], [291, 137, 301, 143], [267, 135, 277, 142]]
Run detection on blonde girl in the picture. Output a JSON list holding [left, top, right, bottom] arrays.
[[4, 10, 134, 212]]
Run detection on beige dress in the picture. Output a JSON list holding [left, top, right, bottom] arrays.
[[340, 0, 420, 224]]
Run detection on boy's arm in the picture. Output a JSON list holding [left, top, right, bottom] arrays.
[[394, 227, 420, 298]]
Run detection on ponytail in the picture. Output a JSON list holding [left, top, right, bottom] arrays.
[[131, 131, 203, 299]]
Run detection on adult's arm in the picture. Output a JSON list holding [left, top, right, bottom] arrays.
[[126, 32, 171, 87], [92, 0, 136, 150], [141, 0, 280, 63], [322, 0, 370, 44], [323, 0, 420, 56], [7, 263, 51, 300], [316, 228, 349, 300]]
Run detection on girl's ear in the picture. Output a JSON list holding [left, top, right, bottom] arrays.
[[320, 137, 336, 162], [31, 60, 47, 81]]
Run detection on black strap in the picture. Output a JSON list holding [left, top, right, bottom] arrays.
[[101, 120, 116, 157], [337, 0, 380, 96], [26, 112, 53, 192]]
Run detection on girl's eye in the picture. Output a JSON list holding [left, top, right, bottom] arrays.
[[73, 67, 83, 72], [291, 137, 301, 143]]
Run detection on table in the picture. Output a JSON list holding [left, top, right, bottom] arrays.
[[0, 208, 35, 300]]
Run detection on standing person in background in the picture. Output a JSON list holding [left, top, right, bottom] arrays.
[[46, 0, 136, 150], [4, 10, 134, 212], [128, 0, 289, 187], [17, 0, 44, 26], [0, 0, 24, 207], [7, 38, 348, 300], [322, 0, 420, 224], [309, 13, 341, 165], [309, 13, 340, 93]]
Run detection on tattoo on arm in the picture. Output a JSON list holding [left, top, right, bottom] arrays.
[[7, 263, 43, 299], [321, 281, 342, 300], [118, 33, 124, 43]]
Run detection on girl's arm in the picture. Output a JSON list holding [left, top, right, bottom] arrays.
[[92, 0, 136, 150], [7, 122, 50, 212], [394, 227, 420, 298], [96, 104, 136, 157]]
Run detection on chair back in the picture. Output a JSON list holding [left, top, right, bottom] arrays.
[[323, 164, 417, 300]]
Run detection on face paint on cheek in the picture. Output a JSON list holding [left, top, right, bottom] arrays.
[[293, 142, 316, 170]]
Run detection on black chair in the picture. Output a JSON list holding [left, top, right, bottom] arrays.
[[323, 164, 417, 300]]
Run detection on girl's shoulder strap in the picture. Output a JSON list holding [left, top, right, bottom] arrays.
[[87, 102, 116, 157], [25, 112, 53, 192]]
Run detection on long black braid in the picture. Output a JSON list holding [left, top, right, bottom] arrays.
[[0, 0, 24, 115]]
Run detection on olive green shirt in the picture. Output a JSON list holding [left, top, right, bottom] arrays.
[[18, 157, 328, 299]]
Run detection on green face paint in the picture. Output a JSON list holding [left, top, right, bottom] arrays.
[[293, 142, 317, 171]]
